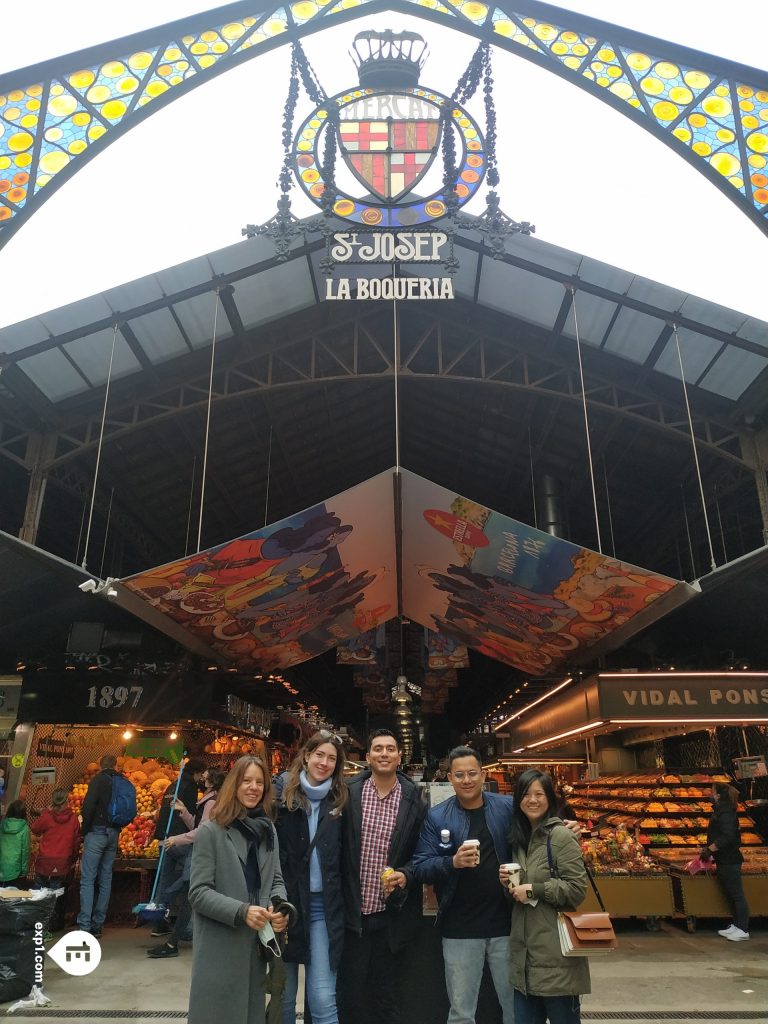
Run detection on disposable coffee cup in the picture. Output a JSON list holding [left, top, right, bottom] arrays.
[[462, 839, 480, 865], [503, 862, 521, 890]]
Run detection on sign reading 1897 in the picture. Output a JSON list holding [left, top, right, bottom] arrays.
[[86, 685, 144, 709]]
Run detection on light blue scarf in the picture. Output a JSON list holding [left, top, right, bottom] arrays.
[[300, 770, 332, 892]]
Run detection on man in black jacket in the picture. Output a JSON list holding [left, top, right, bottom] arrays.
[[338, 729, 427, 1024], [77, 754, 126, 937]]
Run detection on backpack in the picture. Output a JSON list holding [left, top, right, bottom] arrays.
[[108, 773, 137, 827]]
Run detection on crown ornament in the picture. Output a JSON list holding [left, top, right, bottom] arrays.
[[350, 30, 428, 89]]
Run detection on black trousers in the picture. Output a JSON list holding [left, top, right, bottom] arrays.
[[716, 862, 750, 932], [338, 914, 404, 1024]]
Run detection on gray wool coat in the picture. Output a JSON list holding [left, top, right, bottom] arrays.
[[187, 816, 287, 1024]]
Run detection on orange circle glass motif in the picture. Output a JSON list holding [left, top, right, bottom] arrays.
[[361, 208, 383, 225], [425, 200, 446, 217]]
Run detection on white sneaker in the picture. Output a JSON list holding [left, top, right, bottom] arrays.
[[725, 927, 750, 941], [718, 925, 737, 937]]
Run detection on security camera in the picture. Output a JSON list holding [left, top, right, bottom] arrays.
[[78, 579, 98, 594]]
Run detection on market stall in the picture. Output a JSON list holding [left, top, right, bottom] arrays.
[[14, 669, 283, 924]]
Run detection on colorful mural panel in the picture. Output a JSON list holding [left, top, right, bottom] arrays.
[[425, 629, 470, 670], [400, 469, 695, 675], [121, 470, 397, 671], [336, 624, 386, 664]]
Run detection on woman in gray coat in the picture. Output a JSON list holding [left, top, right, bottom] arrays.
[[188, 756, 289, 1024], [503, 770, 589, 1024]]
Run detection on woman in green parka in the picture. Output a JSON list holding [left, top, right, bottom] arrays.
[[503, 770, 589, 1024], [0, 800, 31, 887]]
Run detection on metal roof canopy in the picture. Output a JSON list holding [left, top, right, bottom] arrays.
[[1, 219, 767, 624], [2, 224, 767, 406]]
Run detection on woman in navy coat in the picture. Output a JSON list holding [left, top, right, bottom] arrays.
[[276, 731, 347, 1024]]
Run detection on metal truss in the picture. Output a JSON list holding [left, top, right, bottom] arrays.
[[1, 0, 766, 248], [45, 461, 166, 566], [0, 304, 747, 474]]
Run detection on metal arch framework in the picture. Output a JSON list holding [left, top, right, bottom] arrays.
[[1, 1, 767, 247], [0, 302, 749, 475]]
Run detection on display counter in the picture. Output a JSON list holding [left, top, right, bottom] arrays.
[[581, 874, 675, 925]]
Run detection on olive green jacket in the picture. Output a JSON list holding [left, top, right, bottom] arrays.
[[510, 817, 591, 997]]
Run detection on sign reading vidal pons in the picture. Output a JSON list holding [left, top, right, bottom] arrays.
[[324, 229, 454, 300]]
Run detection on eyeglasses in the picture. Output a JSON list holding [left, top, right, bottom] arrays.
[[451, 770, 482, 781], [318, 729, 344, 746]]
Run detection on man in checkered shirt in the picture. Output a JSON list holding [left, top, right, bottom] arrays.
[[339, 729, 427, 1024]]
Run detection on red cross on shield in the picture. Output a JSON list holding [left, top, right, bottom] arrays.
[[338, 115, 441, 201]]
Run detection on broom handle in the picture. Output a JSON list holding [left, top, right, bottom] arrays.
[[147, 753, 188, 906]]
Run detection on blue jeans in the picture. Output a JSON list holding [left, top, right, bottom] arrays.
[[514, 990, 581, 1024], [442, 936, 515, 1024], [283, 893, 337, 1024], [77, 826, 119, 930]]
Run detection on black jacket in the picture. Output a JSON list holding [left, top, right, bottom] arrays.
[[156, 772, 198, 839], [276, 795, 345, 969], [342, 770, 427, 952], [707, 801, 743, 865], [81, 769, 118, 836]]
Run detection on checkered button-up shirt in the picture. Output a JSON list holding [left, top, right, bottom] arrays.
[[360, 776, 402, 916]]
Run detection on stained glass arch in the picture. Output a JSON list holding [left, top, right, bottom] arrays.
[[1, 0, 767, 248]]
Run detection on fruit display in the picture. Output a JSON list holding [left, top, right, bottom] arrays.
[[581, 828, 666, 875], [68, 782, 88, 817], [118, 814, 161, 859], [654, 846, 768, 875], [569, 770, 764, 849], [203, 733, 265, 757], [65, 756, 182, 863]]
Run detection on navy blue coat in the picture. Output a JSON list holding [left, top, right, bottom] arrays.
[[412, 792, 515, 927], [276, 795, 345, 969]]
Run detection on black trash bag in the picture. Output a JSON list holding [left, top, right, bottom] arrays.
[[0, 893, 57, 1004], [0, 963, 30, 1004]]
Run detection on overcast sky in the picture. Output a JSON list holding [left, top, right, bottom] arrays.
[[1, 1, 766, 327]]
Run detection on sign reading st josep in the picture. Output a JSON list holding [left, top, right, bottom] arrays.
[[324, 230, 454, 301]]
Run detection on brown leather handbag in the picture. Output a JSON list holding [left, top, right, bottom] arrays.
[[547, 831, 618, 956]]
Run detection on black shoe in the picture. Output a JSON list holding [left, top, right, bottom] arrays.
[[90, 928, 102, 939], [150, 920, 170, 937], [147, 943, 178, 958]]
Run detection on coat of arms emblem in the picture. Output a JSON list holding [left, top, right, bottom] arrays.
[[292, 31, 487, 227]]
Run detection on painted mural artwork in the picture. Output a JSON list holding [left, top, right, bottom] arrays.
[[336, 624, 386, 665], [425, 629, 470, 670], [121, 471, 397, 671], [401, 470, 691, 676]]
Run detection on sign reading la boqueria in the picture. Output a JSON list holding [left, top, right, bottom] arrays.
[[598, 673, 768, 720], [324, 229, 454, 301]]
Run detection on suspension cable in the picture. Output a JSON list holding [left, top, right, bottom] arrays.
[[393, 263, 401, 473], [571, 288, 602, 553], [197, 288, 221, 553], [672, 322, 716, 572], [82, 322, 118, 569]]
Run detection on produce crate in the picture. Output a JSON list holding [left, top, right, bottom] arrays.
[[581, 873, 674, 919]]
